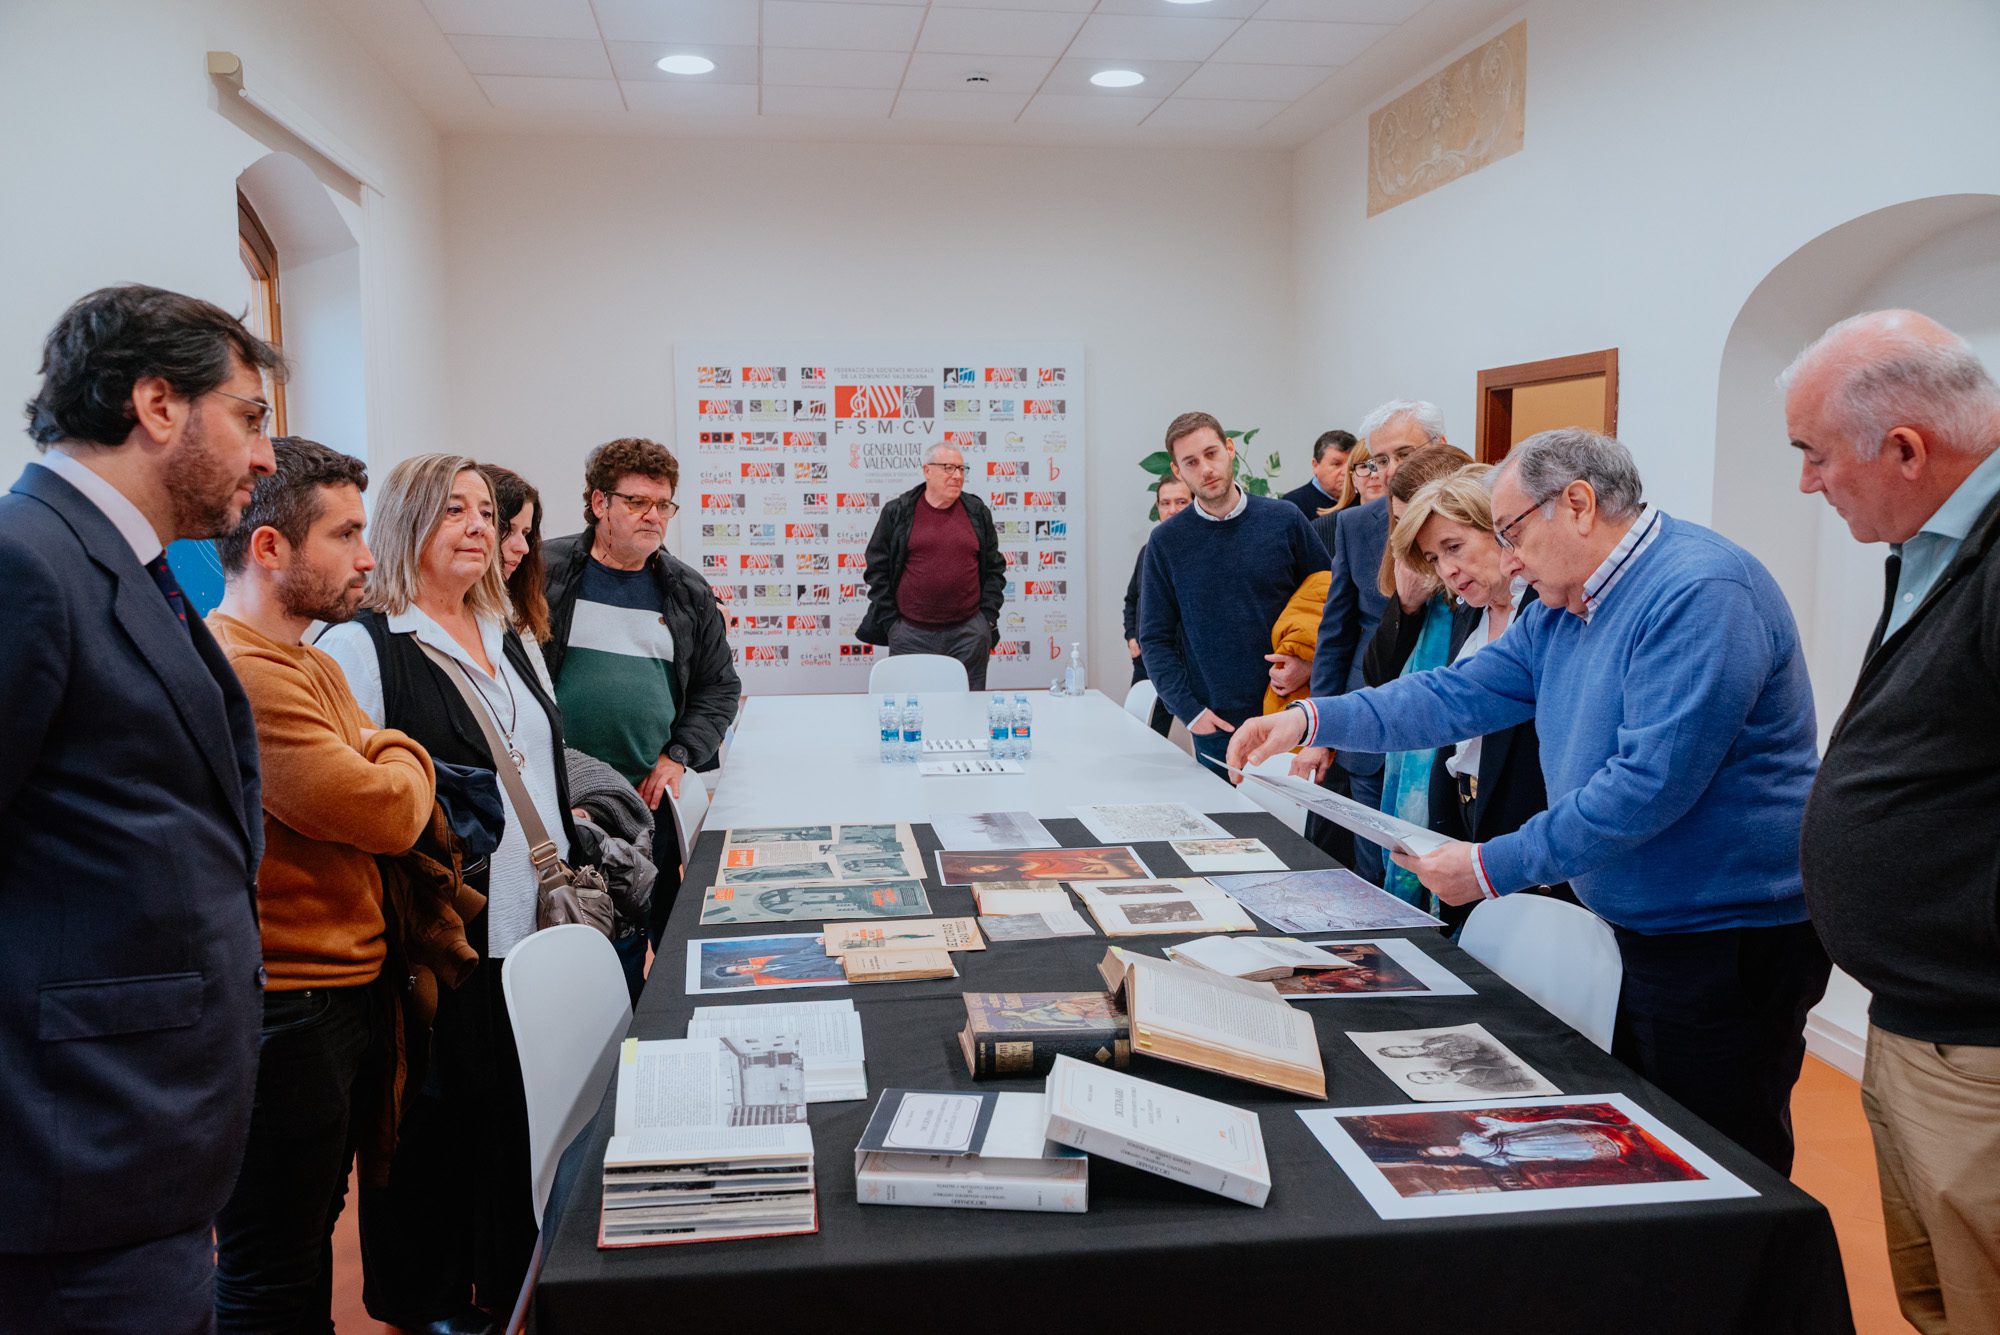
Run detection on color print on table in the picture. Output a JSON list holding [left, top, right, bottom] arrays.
[[686, 933, 851, 994], [934, 846, 1152, 886], [1212, 869, 1444, 933], [1271, 937, 1475, 1000], [1298, 1094, 1756, 1219], [698, 879, 932, 926]]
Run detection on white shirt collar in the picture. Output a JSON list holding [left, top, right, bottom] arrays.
[[1192, 485, 1249, 522], [387, 604, 508, 679], [1579, 506, 1664, 623], [33, 450, 164, 564]]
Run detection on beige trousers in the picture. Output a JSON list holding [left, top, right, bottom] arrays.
[[1861, 1024, 2000, 1333]]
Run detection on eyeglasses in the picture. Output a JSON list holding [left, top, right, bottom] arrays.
[[1353, 460, 1383, 477], [606, 490, 680, 519], [1494, 488, 1563, 550], [925, 462, 967, 475], [212, 389, 272, 436]]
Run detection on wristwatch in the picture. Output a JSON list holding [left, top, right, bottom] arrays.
[[665, 743, 691, 767]]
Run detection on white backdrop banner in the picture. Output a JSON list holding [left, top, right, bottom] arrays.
[[672, 343, 1086, 694]]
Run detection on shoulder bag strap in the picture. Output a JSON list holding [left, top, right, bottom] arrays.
[[413, 637, 567, 892]]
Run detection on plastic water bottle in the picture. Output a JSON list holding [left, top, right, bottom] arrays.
[[902, 694, 923, 762], [988, 693, 1012, 760], [1064, 641, 1085, 696], [1012, 692, 1033, 760], [879, 695, 900, 764]]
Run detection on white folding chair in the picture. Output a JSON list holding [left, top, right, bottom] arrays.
[[500, 925, 633, 1332], [1123, 678, 1159, 726], [1238, 753, 1308, 833], [1458, 894, 1622, 1052], [868, 653, 969, 694], [666, 766, 710, 867]]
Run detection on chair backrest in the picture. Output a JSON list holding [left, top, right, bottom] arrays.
[[667, 766, 710, 867], [868, 653, 968, 694], [1123, 678, 1159, 725], [1238, 752, 1307, 833], [1458, 895, 1622, 1051], [502, 925, 633, 1222]]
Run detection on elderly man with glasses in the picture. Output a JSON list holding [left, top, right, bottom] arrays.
[[1229, 428, 1830, 1178], [857, 440, 1007, 689], [543, 436, 739, 958]]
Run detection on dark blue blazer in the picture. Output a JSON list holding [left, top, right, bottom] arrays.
[[1309, 497, 1390, 777], [0, 464, 263, 1253]]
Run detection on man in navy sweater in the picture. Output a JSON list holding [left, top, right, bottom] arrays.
[[1787, 310, 2000, 1332], [1229, 428, 1830, 1176], [1140, 411, 1329, 777]]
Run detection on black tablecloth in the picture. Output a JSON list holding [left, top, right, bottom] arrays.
[[536, 812, 1854, 1334]]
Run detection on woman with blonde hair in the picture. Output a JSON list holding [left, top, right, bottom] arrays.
[[318, 453, 583, 1329], [1336, 441, 1388, 510], [1361, 461, 1567, 926]]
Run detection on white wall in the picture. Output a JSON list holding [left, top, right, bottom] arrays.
[[0, 0, 449, 478], [439, 134, 1299, 692], [1290, 0, 2000, 523]]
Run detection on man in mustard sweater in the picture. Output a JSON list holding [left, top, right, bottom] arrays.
[[208, 438, 437, 1333]]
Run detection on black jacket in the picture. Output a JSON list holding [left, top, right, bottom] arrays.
[[856, 483, 1007, 645], [541, 532, 741, 770], [1801, 489, 2000, 1045], [1362, 597, 1554, 853], [1281, 479, 1338, 521]]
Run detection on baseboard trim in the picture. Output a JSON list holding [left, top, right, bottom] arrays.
[[1806, 1011, 1866, 1080]]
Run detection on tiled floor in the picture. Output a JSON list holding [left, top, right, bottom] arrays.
[[328, 1054, 1913, 1333]]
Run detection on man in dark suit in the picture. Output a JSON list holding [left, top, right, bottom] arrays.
[[1298, 401, 1449, 883], [0, 285, 281, 1332], [1279, 429, 1354, 520]]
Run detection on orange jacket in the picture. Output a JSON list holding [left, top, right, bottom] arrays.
[[1263, 571, 1331, 715]]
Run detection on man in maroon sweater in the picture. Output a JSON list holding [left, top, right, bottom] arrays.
[[857, 442, 1008, 688]]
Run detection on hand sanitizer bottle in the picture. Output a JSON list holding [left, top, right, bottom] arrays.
[[1064, 642, 1085, 696]]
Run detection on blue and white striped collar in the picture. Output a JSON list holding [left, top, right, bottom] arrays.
[[1580, 506, 1663, 623]]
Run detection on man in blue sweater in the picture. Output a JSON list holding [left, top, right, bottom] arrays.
[[1228, 428, 1830, 1175], [1140, 411, 1329, 777]]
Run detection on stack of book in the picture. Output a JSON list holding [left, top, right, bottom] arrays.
[[855, 1088, 1088, 1213], [599, 1036, 817, 1247], [820, 916, 984, 982]]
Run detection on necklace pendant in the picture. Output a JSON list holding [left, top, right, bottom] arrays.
[[508, 746, 527, 770]]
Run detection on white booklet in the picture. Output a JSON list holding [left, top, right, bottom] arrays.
[[1072, 879, 1256, 936], [1043, 1054, 1270, 1206], [686, 999, 866, 1103]]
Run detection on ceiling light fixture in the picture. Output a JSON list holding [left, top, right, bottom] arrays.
[[655, 54, 715, 75], [1090, 69, 1145, 88]]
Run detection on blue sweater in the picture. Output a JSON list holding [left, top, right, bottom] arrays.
[[1300, 515, 1818, 934], [1139, 494, 1330, 727]]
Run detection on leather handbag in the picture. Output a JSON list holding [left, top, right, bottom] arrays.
[[415, 639, 616, 940]]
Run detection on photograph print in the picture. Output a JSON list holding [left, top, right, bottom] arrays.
[[1299, 1094, 1755, 1219], [1347, 1023, 1560, 1099], [935, 846, 1152, 886], [686, 933, 851, 994], [1270, 938, 1474, 999], [1212, 869, 1444, 933]]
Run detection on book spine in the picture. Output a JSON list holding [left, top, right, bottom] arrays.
[[856, 1169, 1086, 1213], [969, 1031, 1131, 1079], [1043, 1113, 1268, 1208]]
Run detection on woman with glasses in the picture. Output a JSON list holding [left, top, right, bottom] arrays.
[[1337, 442, 1389, 509], [317, 453, 583, 1330], [1361, 463, 1568, 927]]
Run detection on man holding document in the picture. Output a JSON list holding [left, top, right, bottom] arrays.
[[1226, 428, 1830, 1176]]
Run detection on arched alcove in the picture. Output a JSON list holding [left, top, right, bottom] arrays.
[[238, 150, 367, 463], [1712, 194, 2000, 741]]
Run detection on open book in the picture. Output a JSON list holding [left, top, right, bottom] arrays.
[[686, 999, 866, 1103], [599, 1037, 817, 1247], [1098, 948, 1325, 1099]]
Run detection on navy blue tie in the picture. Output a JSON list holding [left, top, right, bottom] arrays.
[[145, 553, 190, 632]]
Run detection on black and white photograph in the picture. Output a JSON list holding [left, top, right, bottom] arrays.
[[1347, 1023, 1560, 1100]]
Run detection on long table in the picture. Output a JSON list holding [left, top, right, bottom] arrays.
[[536, 696, 1853, 1334]]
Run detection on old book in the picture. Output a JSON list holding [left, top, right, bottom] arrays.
[[855, 1089, 1087, 1213], [1043, 1055, 1270, 1207], [820, 917, 985, 955], [839, 948, 956, 983], [958, 990, 1130, 1079], [1098, 948, 1326, 1099]]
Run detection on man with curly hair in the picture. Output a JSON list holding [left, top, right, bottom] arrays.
[[542, 438, 739, 954]]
